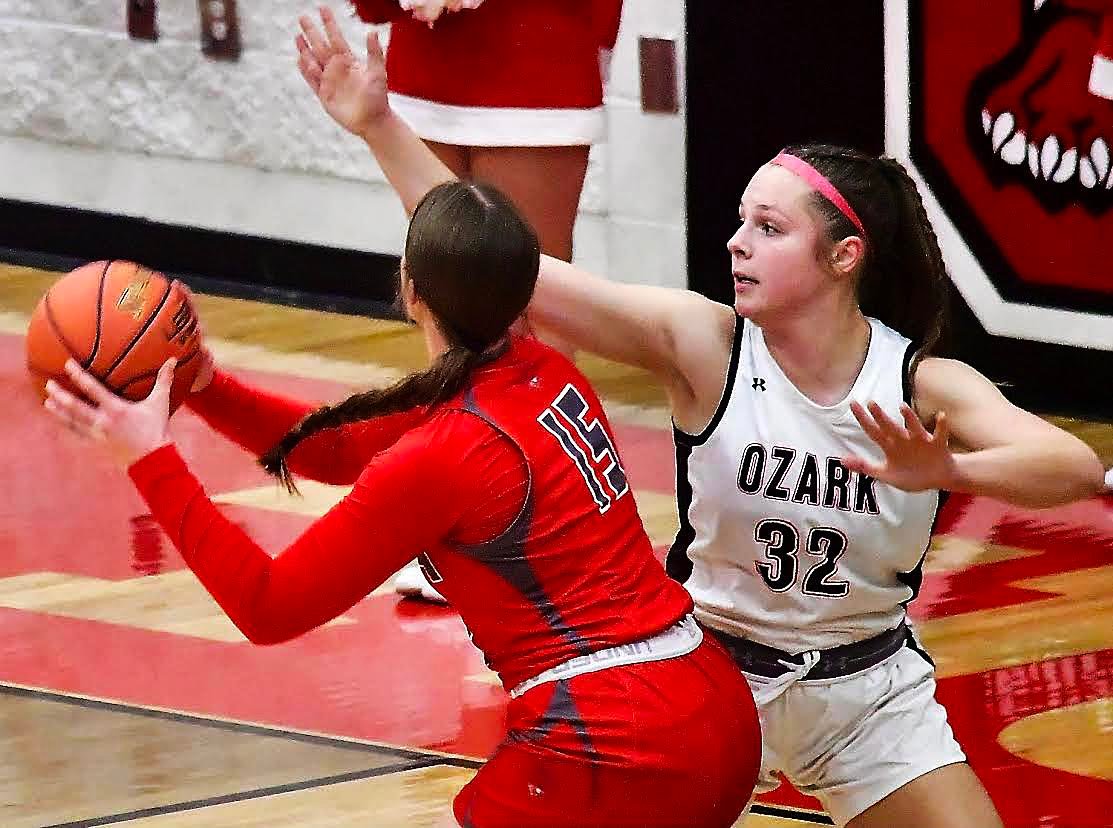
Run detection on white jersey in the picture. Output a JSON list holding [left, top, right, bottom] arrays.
[[668, 316, 941, 653]]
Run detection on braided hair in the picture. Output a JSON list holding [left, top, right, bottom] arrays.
[[260, 181, 540, 493], [782, 144, 952, 376]]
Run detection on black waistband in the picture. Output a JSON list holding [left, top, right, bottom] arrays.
[[708, 622, 914, 680]]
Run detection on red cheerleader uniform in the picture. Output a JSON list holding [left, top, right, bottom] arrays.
[[350, 0, 623, 145]]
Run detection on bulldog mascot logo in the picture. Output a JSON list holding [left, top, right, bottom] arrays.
[[883, 4, 1113, 824], [890, 0, 1113, 349], [974, 0, 1113, 207]]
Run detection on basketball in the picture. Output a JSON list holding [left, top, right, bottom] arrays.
[[25, 260, 203, 413]]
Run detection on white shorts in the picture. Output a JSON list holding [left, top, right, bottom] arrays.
[[746, 646, 967, 827]]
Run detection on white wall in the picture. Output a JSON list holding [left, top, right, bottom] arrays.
[[0, 1, 687, 288]]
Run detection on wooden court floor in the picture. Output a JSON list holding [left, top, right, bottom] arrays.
[[2, 263, 1112, 827]]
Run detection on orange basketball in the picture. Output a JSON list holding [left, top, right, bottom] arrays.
[[25, 260, 203, 413]]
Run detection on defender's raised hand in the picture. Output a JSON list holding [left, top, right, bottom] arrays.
[[296, 6, 390, 137], [842, 401, 958, 493]]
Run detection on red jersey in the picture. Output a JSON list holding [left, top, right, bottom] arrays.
[[348, 0, 624, 145], [129, 336, 691, 690]]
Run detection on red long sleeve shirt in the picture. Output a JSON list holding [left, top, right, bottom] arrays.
[[133, 337, 691, 689], [186, 369, 433, 485]]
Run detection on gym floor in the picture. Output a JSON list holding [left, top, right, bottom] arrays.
[[2, 263, 1112, 827]]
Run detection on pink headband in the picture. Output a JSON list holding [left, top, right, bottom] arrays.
[[771, 151, 866, 237]]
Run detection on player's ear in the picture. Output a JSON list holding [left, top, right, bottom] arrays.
[[828, 236, 865, 277], [398, 266, 425, 325]]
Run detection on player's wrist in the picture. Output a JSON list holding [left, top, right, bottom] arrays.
[[932, 452, 970, 495], [359, 108, 402, 146], [122, 435, 174, 470]]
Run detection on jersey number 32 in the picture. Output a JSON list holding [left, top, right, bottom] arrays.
[[754, 519, 851, 598]]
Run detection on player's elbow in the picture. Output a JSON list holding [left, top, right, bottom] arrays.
[[1021, 449, 1106, 508], [1076, 452, 1108, 499]]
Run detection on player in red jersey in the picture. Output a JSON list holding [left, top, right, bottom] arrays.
[[347, 0, 626, 601], [283, 8, 1109, 827], [43, 170, 759, 828]]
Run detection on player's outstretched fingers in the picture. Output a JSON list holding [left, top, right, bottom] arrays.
[[841, 452, 882, 478], [63, 359, 118, 408], [296, 35, 324, 90], [850, 400, 887, 448], [299, 14, 330, 63], [44, 379, 99, 435], [366, 30, 385, 66], [931, 409, 950, 445], [319, 6, 353, 56], [899, 403, 931, 441], [866, 401, 906, 442]]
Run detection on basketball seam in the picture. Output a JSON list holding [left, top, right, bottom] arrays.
[[116, 346, 202, 392], [43, 292, 85, 364], [26, 355, 66, 375], [102, 272, 173, 385], [26, 361, 55, 379], [84, 259, 112, 369]]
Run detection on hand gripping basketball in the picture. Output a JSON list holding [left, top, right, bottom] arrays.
[[44, 358, 176, 469], [25, 261, 205, 414]]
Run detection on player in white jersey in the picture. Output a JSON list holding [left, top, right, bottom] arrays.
[[526, 146, 1104, 827], [677, 314, 939, 656], [290, 27, 1106, 827]]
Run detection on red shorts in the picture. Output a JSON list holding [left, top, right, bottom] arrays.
[[453, 635, 760, 828]]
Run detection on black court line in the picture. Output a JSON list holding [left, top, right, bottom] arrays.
[[3, 684, 832, 825], [750, 803, 834, 824], [41, 759, 442, 828], [0, 683, 482, 770], [2, 685, 836, 823]]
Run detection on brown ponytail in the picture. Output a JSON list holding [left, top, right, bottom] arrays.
[[784, 144, 953, 376], [260, 180, 539, 493], [260, 345, 503, 493]]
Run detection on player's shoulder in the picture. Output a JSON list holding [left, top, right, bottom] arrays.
[[911, 356, 994, 398], [674, 292, 736, 343], [910, 356, 1002, 420], [393, 404, 499, 455]]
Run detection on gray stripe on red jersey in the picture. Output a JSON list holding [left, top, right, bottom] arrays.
[[453, 390, 592, 655]]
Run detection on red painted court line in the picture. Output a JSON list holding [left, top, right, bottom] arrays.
[[4, 331, 1113, 824]]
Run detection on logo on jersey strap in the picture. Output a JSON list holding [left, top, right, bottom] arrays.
[[752, 377, 767, 391], [417, 552, 444, 584]]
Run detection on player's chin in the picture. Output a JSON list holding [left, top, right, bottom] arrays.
[[732, 293, 763, 320]]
